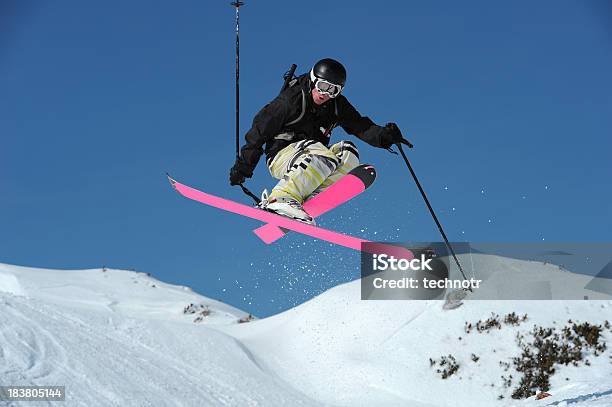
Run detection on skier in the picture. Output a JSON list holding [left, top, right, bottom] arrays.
[[229, 58, 410, 224]]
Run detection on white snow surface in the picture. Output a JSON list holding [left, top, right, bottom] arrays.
[[1, 257, 611, 407]]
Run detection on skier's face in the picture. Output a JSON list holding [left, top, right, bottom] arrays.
[[311, 88, 331, 105]]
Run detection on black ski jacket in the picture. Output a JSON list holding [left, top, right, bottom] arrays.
[[238, 74, 389, 176]]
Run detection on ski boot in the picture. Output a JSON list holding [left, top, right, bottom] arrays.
[[257, 190, 315, 225]]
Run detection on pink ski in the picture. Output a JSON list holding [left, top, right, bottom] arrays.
[[167, 174, 413, 259], [253, 164, 376, 244]]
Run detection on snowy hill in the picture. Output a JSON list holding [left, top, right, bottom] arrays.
[[1, 258, 611, 406], [0, 264, 314, 406]]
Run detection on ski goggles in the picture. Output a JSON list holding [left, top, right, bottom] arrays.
[[314, 79, 343, 98], [310, 72, 343, 98]]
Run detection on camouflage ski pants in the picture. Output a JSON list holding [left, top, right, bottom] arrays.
[[267, 139, 360, 203]]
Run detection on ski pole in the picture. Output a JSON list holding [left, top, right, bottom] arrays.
[[231, 1, 243, 160], [396, 143, 471, 289], [230, 2, 260, 205]]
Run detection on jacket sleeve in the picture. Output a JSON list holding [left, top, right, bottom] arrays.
[[336, 97, 387, 148], [239, 95, 292, 175]]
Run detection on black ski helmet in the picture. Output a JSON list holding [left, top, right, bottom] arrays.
[[310, 58, 347, 87]]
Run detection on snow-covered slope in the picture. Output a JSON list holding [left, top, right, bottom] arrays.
[[1, 257, 611, 407], [221, 284, 612, 406], [0, 263, 315, 406]]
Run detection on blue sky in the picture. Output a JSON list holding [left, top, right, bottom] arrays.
[[2, 1, 611, 316]]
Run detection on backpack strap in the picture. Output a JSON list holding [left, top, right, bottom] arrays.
[[284, 88, 306, 127]]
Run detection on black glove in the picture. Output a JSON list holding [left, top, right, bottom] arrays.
[[229, 157, 253, 186], [380, 123, 413, 149]]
